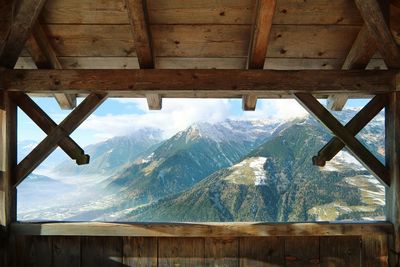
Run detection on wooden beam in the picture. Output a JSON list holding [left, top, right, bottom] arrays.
[[146, 93, 162, 110], [243, 0, 276, 111], [26, 23, 76, 110], [0, 92, 16, 229], [313, 94, 387, 166], [1, 69, 396, 97], [125, 0, 154, 69], [294, 93, 390, 186], [10, 222, 393, 237], [0, 0, 47, 68], [11, 93, 89, 165], [15, 93, 107, 187], [327, 26, 378, 111], [386, 92, 400, 267], [355, 0, 400, 68]]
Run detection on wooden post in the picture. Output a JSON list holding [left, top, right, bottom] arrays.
[[386, 91, 400, 267], [0, 91, 17, 231]]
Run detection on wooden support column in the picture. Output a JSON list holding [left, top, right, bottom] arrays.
[[386, 91, 400, 267], [0, 91, 17, 230], [26, 23, 76, 110], [243, 0, 276, 111]]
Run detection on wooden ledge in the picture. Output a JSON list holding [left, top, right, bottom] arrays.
[[10, 222, 393, 237]]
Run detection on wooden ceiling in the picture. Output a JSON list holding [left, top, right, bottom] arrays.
[[14, 0, 400, 71]]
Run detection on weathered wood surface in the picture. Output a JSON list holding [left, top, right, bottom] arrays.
[[2, 69, 396, 97], [126, 0, 154, 69], [386, 92, 400, 267], [294, 93, 390, 186], [146, 94, 162, 110], [0, 0, 47, 68], [10, 222, 393, 237], [2, 234, 391, 267]]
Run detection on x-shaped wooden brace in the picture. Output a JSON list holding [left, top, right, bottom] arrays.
[[294, 93, 390, 187], [13, 93, 107, 187]]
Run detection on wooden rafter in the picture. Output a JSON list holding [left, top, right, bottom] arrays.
[[355, 0, 400, 68], [1, 69, 396, 97], [25, 23, 76, 110], [243, 0, 276, 111], [327, 26, 378, 111], [294, 93, 390, 186], [10, 92, 89, 165], [0, 0, 47, 69], [313, 94, 387, 166], [15, 93, 107, 187], [126, 0, 162, 110]]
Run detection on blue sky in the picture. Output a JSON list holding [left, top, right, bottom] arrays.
[[18, 97, 370, 147]]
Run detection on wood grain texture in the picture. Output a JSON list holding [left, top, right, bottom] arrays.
[[240, 237, 284, 267], [284, 237, 320, 267], [126, 0, 154, 69], [355, 0, 400, 68], [82, 236, 123, 267], [320, 236, 361, 267], [158, 237, 205, 267], [294, 93, 390, 186], [205, 237, 239, 267], [0, 0, 47, 68], [53, 236, 81, 267], [242, 95, 257, 111], [15, 235, 52, 267], [385, 92, 400, 267], [123, 237, 157, 267], [40, 0, 364, 25], [362, 235, 388, 267], [3, 69, 396, 97], [146, 94, 162, 110]]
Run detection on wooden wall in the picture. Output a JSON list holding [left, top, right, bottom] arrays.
[[0, 235, 389, 267]]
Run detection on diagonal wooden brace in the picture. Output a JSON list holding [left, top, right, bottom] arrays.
[[313, 94, 387, 167], [294, 93, 390, 187], [14, 93, 107, 187], [10, 92, 89, 165]]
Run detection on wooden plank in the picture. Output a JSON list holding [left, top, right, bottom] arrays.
[[15, 93, 107, 186], [362, 235, 388, 267], [355, 0, 400, 68], [123, 237, 157, 267], [327, 26, 378, 111], [0, 92, 16, 228], [10, 222, 394, 237], [205, 237, 239, 267], [15, 235, 52, 267], [146, 94, 162, 110], [53, 236, 81, 267], [320, 236, 361, 267], [313, 94, 387, 166], [0, 0, 47, 68], [38, 24, 365, 58], [284, 237, 320, 267], [126, 0, 154, 69], [158, 237, 205, 267], [240, 237, 284, 267], [40, 0, 363, 25], [385, 92, 400, 267], [294, 93, 390, 186], [82, 236, 123, 267], [247, 0, 276, 69], [26, 23, 76, 109], [12, 92, 89, 165], [2, 69, 396, 97]]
